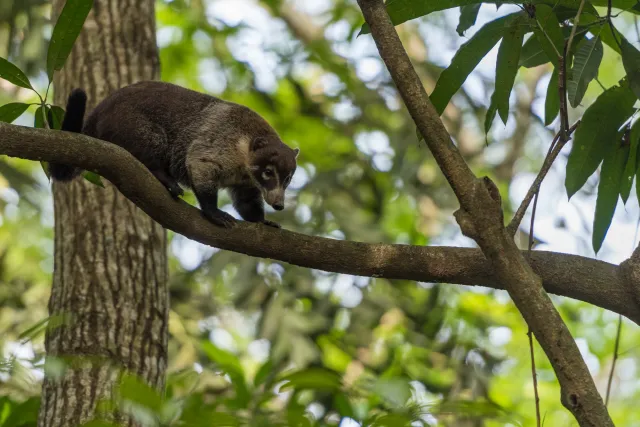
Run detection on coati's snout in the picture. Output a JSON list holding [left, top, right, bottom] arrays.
[[249, 137, 300, 211]]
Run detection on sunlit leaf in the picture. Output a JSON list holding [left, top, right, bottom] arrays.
[[118, 374, 164, 413], [279, 367, 342, 392], [254, 359, 273, 387], [545, 68, 559, 125], [593, 135, 629, 253], [0, 103, 30, 124], [568, 36, 603, 107], [83, 171, 105, 188], [431, 13, 519, 115], [47, 0, 94, 80], [565, 84, 636, 198], [0, 57, 34, 90], [456, 4, 481, 36]]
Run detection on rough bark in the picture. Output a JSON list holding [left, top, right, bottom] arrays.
[[37, 1, 166, 426]]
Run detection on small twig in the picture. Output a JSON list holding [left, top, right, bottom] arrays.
[[528, 329, 542, 427], [605, 315, 622, 406], [607, 0, 623, 50], [508, 121, 580, 235]]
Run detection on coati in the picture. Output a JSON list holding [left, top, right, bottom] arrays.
[[50, 81, 299, 228]]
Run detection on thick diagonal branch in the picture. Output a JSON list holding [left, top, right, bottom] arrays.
[[356, 1, 613, 425], [0, 122, 637, 328]]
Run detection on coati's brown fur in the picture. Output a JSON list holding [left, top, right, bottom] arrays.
[[50, 81, 299, 228]]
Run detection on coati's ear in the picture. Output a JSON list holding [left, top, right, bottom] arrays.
[[293, 147, 300, 158], [251, 137, 268, 152]]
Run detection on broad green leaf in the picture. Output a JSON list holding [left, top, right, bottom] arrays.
[[47, 0, 94, 80], [431, 13, 519, 115], [373, 377, 412, 408], [456, 4, 481, 36], [621, 120, 640, 203], [0, 103, 30, 123], [279, 367, 342, 392], [49, 105, 66, 130], [621, 36, 640, 100], [360, 0, 628, 34], [484, 103, 498, 137], [545, 68, 560, 125], [520, 26, 589, 68], [0, 57, 34, 90], [565, 84, 636, 198], [568, 36, 603, 107], [34, 105, 50, 129], [254, 359, 273, 387], [488, 15, 525, 126], [532, 5, 564, 67], [117, 374, 163, 413], [1, 397, 40, 427], [83, 171, 105, 188], [593, 136, 629, 253], [201, 341, 250, 406]]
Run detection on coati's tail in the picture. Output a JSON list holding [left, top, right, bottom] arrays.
[[48, 89, 87, 181]]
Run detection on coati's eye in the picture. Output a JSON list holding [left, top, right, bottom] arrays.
[[262, 169, 275, 180]]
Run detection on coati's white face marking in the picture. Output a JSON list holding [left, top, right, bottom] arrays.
[[248, 137, 299, 211]]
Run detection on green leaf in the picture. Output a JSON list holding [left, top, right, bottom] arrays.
[[83, 171, 105, 188], [593, 136, 629, 253], [456, 4, 481, 36], [49, 106, 66, 130], [360, 0, 622, 34], [621, 121, 640, 203], [488, 15, 525, 125], [484, 103, 498, 137], [532, 5, 564, 67], [0, 103, 30, 123], [621, 36, 640, 100], [568, 36, 603, 107], [46, 0, 94, 80], [254, 359, 273, 387], [545, 68, 560, 125], [34, 105, 50, 129], [0, 57, 34, 90], [201, 341, 250, 406], [431, 13, 519, 115], [279, 367, 342, 392], [520, 26, 589, 68], [1, 397, 40, 427], [117, 374, 163, 413], [565, 84, 636, 198]]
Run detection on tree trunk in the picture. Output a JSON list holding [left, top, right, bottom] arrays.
[[38, 1, 166, 426]]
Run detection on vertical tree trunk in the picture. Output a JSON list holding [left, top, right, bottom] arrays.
[[38, 1, 166, 426]]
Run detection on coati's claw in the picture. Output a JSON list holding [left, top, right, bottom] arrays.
[[204, 209, 236, 228], [167, 184, 184, 199], [262, 219, 281, 228]]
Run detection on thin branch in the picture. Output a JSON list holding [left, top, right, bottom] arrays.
[[508, 121, 580, 235], [528, 329, 542, 427], [356, 1, 614, 425], [0, 123, 637, 326], [605, 315, 622, 406]]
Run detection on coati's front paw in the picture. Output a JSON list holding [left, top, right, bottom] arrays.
[[167, 183, 184, 199], [203, 209, 236, 228], [261, 219, 281, 228]]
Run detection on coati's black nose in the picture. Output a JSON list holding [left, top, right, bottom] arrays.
[[273, 203, 284, 211]]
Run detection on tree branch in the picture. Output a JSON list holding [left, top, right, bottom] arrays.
[[0, 122, 637, 327], [356, 1, 614, 425]]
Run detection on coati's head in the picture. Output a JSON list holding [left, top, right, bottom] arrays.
[[249, 137, 299, 211]]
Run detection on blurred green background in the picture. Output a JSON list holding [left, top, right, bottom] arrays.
[[0, 0, 639, 425]]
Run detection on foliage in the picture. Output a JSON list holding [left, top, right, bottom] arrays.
[[1, 0, 640, 426]]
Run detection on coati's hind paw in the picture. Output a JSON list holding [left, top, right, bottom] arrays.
[[261, 219, 281, 228], [203, 209, 236, 228]]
